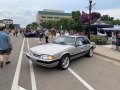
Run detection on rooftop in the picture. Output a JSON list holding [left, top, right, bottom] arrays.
[[43, 9, 64, 13], [3, 19, 13, 21], [38, 10, 71, 16]]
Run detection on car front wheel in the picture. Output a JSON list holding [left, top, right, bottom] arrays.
[[87, 48, 93, 57], [58, 55, 70, 70]]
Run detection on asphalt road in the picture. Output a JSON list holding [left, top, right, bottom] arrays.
[[0, 35, 120, 90]]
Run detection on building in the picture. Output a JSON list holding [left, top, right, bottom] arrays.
[[36, 9, 72, 24], [2, 19, 13, 28], [14, 24, 21, 30], [3, 19, 13, 24], [0, 20, 5, 27]]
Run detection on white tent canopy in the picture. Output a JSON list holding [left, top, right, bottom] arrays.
[[97, 31, 107, 36], [101, 28, 120, 31]]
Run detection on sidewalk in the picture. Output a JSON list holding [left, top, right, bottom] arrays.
[[94, 45, 120, 62]]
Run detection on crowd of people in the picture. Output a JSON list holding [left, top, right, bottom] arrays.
[[31, 27, 85, 44]]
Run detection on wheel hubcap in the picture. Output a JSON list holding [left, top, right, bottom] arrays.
[[62, 57, 69, 68], [90, 49, 93, 56]]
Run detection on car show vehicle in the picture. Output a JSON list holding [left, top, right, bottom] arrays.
[[24, 31, 37, 37], [26, 35, 95, 70]]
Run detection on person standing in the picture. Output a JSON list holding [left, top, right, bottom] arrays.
[[15, 30, 18, 37], [44, 29, 49, 43], [56, 30, 60, 38], [64, 31, 69, 36], [38, 28, 44, 44], [116, 32, 120, 50], [0, 27, 12, 68]]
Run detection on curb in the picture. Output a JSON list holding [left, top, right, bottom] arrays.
[[94, 52, 120, 62]]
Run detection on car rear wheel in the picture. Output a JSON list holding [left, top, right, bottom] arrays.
[[58, 55, 70, 70], [87, 48, 93, 57]]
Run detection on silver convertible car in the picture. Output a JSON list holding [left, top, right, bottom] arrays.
[[26, 35, 95, 70]]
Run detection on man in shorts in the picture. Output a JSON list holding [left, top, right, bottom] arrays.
[[0, 27, 12, 68]]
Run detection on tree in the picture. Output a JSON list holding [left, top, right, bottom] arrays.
[[26, 24, 32, 30], [71, 11, 86, 32], [80, 11, 101, 24], [26, 22, 38, 30], [112, 19, 120, 25], [44, 21, 52, 29], [101, 15, 114, 21], [31, 22, 38, 30], [72, 11, 81, 21], [9, 24, 14, 30]]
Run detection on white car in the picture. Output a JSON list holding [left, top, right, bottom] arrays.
[[26, 35, 95, 70]]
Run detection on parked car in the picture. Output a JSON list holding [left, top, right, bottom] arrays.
[[24, 31, 37, 37], [26, 35, 95, 70]]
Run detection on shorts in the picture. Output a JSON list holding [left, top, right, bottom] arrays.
[[39, 34, 43, 38], [0, 48, 11, 55]]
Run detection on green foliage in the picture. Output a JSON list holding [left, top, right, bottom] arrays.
[[26, 24, 32, 30], [44, 21, 53, 29], [32, 22, 38, 30], [90, 35, 99, 43], [26, 22, 38, 30], [112, 19, 120, 25], [101, 15, 114, 21], [72, 11, 81, 21], [9, 24, 14, 29]]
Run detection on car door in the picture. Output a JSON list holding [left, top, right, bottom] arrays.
[[83, 37, 91, 52], [70, 37, 86, 59]]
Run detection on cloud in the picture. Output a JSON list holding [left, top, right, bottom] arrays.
[[97, 8, 120, 19], [0, 7, 36, 28]]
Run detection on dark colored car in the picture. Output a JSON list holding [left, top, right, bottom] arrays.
[[24, 31, 37, 37]]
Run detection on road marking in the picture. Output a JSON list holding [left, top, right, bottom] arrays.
[[22, 52, 26, 54], [27, 38, 37, 90], [68, 68, 95, 90], [11, 38, 25, 90], [18, 86, 26, 90]]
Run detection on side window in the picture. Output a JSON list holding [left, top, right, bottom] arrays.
[[76, 37, 85, 45], [83, 37, 90, 44]]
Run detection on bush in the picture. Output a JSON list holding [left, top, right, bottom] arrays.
[[90, 35, 99, 43]]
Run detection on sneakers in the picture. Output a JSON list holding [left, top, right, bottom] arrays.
[[6, 61, 11, 64], [0, 61, 3, 68], [0, 61, 11, 68]]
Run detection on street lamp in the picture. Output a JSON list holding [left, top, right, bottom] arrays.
[[88, 0, 93, 39]]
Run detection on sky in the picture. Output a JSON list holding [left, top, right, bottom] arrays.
[[0, 0, 120, 28]]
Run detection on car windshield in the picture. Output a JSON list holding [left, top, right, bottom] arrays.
[[53, 36, 75, 45]]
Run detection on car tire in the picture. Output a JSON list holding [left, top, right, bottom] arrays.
[[58, 55, 70, 70], [86, 48, 93, 57]]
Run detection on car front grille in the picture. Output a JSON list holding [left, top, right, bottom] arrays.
[[33, 54, 41, 58]]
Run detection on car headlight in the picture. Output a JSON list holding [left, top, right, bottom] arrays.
[[41, 54, 55, 60]]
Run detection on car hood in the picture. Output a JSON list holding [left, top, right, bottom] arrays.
[[30, 43, 72, 55]]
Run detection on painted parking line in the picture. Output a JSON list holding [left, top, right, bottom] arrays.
[[18, 86, 26, 90], [11, 38, 25, 90], [27, 38, 37, 90], [68, 68, 95, 90]]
